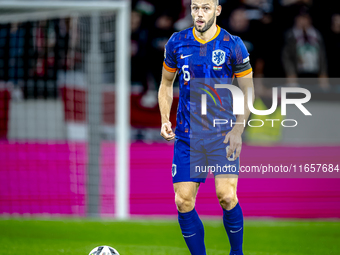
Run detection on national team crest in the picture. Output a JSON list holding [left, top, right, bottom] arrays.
[[172, 164, 177, 177], [212, 49, 225, 66]]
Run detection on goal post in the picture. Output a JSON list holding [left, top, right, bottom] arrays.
[[0, 1, 131, 219], [115, 1, 131, 220]]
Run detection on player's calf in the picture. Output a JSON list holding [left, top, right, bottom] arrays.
[[174, 182, 206, 254], [215, 177, 244, 254]]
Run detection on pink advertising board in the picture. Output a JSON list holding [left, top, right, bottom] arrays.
[[0, 141, 339, 218]]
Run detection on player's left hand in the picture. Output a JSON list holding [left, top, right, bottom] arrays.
[[223, 129, 242, 160], [160, 122, 175, 141]]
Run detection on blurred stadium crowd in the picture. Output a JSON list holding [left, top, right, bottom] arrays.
[[0, 0, 339, 100], [0, 15, 116, 100], [131, 0, 340, 97]]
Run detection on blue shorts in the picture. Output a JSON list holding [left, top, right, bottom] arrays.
[[172, 135, 240, 183]]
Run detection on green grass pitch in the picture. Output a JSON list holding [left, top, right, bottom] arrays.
[[0, 218, 339, 254]]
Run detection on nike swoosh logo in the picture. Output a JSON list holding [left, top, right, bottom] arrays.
[[183, 233, 196, 238], [180, 54, 192, 59], [230, 227, 242, 233]]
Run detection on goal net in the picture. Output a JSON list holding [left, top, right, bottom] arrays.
[[0, 1, 130, 219]]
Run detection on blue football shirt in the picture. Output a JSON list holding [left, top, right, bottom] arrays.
[[164, 26, 252, 138]]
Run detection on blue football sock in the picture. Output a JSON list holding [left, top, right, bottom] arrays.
[[223, 203, 244, 255], [178, 208, 206, 255]]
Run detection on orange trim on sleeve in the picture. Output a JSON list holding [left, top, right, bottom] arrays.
[[235, 68, 252, 78], [163, 61, 177, 73]]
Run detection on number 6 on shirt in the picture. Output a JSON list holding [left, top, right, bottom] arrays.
[[182, 65, 190, 81]]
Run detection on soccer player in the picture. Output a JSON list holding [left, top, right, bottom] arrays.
[[158, 0, 254, 254]]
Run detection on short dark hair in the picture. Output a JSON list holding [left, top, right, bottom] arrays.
[[191, 0, 219, 6]]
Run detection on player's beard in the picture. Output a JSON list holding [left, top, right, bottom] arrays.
[[194, 13, 215, 33]]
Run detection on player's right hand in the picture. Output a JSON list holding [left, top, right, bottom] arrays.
[[160, 122, 175, 141]]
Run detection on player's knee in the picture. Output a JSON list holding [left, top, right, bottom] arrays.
[[175, 194, 195, 213], [217, 191, 237, 209]]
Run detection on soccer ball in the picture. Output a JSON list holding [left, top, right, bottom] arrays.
[[88, 246, 120, 255]]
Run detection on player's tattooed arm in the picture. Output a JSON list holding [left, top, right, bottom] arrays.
[[158, 67, 177, 141], [224, 72, 254, 159]]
